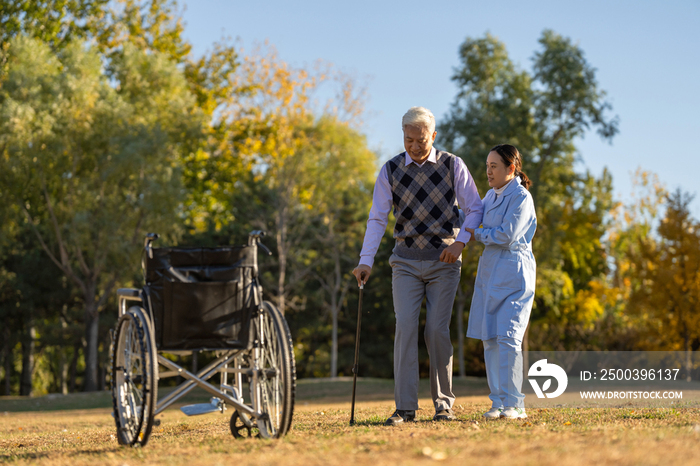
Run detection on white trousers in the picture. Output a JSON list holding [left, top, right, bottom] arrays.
[[483, 336, 524, 408]]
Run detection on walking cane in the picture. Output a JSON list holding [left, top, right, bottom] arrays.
[[349, 272, 366, 426]]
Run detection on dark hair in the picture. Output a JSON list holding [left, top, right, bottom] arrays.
[[490, 144, 532, 190]]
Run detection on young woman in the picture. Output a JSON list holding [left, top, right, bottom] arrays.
[[465, 144, 537, 420]]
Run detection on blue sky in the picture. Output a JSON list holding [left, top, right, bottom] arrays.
[[181, 0, 700, 216]]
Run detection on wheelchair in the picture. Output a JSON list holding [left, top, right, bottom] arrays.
[[110, 231, 296, 446]]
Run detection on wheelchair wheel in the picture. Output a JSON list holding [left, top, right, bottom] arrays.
[[111, 306, 158, 446], [229, 410, 260, 439], [250, 301, 296, 439]]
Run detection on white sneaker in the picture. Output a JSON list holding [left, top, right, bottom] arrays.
[[500, 407, 527, 419], [483, 407, 503, 419]]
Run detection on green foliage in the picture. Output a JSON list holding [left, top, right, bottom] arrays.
[[533, 30, 619, 146], [96, 0, 191, 62], [0, 0, 109, 50], [442, 33, 537, 188], [0, 34, 204, 391], [0, 35, 201, 270]]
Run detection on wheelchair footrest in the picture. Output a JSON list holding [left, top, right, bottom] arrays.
[[180, 397, 224, 416]]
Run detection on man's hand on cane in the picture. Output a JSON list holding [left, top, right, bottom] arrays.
[[353, 265, 371, 286]]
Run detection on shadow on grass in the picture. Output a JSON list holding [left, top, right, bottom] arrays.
[[349, 415, 387, 427], [0, 376, 491, 413], [68, 447, 123, 458], [0, 391, 113, 412], [1, 443, 121, 462], [296, 376, 490, 405], [0, 451, 50, 462], [346, 416, 474, 427]]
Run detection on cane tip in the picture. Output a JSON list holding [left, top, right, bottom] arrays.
[[349, 420, 356, 426]]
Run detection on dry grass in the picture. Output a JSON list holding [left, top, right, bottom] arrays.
[[2, 378, 700, 466]]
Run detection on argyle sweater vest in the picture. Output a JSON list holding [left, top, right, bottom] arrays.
[[386, 150, 461, 261]]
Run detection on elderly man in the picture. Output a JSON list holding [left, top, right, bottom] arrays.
[[353, 107, 483, 425]]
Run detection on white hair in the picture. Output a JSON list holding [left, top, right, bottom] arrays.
[[402, 106, 436, 134]]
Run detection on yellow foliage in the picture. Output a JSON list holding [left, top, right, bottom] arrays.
[[572, 284, 605, 327]]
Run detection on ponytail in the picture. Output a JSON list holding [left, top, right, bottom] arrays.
[[516, 170, 532, 190]]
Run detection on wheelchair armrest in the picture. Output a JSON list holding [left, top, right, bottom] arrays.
[[117, 288, 144, 317], [117, 288, 143, 299]]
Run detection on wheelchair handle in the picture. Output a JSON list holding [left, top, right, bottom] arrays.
[[248, 230, 272, 256], [144, 233, 160, 259], [248, 230, 265, 242]]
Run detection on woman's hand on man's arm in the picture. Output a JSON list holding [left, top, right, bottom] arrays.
[[465, 228, 477, 242]]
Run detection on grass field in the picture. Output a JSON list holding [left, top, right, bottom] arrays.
[[2, 377, 700, 465]]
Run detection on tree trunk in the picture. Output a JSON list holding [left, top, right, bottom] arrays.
[[330, 246, 343, 379], [60, 318, 68, 394], [686, 333, 692, 383], [2, 325, 11, 396], [84, 299, 100, 391], [60, 349, 68, 394], [98, 360, 106, 391], [20, 319, 35, 396], [68, 340, 82, 392], [331, 308, 338, 378], [455, 286, 466, 378], [276, 207, 288, 315], [2, 350, 10, 396]]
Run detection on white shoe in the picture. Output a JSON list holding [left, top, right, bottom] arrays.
[[500, 407, 527, 419], [483, 407, 503, 419]]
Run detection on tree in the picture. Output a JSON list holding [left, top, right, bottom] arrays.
[[440, 30, 619, 361], [224, 48, 322, 316], [597, 170, 666, 350], [0, 262, 19, 395], [194, 45, 368, 316], [0, 36, 204, 390], [173, 43, 376, 377], [621, 188, 700, 379], [2, 0, 386, 383], [0, 230, 77, 395], [529, 30, 618, 199], [300, 117, 376, 377]]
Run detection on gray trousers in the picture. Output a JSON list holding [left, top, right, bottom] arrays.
[[389, 253, 461, 412]]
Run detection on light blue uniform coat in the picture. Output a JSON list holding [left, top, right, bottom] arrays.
[[467, 177, 537, 342]]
